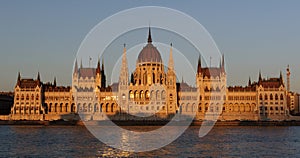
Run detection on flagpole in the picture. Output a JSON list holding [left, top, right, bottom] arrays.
[[89, 56, 92, 68]]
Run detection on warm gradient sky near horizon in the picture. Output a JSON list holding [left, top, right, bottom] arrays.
[[0, 1, 300, 92]]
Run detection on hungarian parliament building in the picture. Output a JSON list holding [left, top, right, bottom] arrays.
[[9, 28, 300, 121]]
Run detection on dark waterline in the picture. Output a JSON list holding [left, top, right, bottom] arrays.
[[0, 125, 299, 157]]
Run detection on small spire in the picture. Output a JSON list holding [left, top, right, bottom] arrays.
[[96, 57, 101, 74], [168, 43, 174, 71], [123, 43, 127, 55], [197, 55, 202, 74], [222, 54, 225, 67], [80, 58, 83, 68], [221, 54, 225, 72], [147, 27, 152, 43], [280, 70, 283, 84], [101, 57, 104, 71], [37, 72, 40, 81], [54, 77, 57, 86], [17, 71, 21, 86], [259, 70, 262, 82], [74, 59, 78, 74], [18, 71, 21, 81], [248, 77, 251, 86], [286, 65, 291, 92]]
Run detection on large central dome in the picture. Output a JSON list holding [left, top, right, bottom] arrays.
[[137, 28, 162, 63]]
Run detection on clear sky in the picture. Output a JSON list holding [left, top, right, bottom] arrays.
[[0, 0, 300, 92]]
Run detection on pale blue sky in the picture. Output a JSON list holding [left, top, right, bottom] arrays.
[[0, 1, 300, 92]]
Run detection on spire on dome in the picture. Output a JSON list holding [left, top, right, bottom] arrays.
[[147, 27, 152, 43]]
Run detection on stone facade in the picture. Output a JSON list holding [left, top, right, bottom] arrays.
[[8, 28, 294, 121], [11, 73, 45, 120]]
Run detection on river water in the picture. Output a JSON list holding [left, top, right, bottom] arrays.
[[0, 125, 299, 157]]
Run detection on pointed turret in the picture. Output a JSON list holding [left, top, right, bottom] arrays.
[[147, 27, 152, 43], [54, 77, 57, 86], [168, 43, 174, 71], [94, 57, 101, 88], [80, 58, 83, 68], [248, 77, 251, 86], [18, 72, 21, 81], [101, 58, 104, 72], [74, 59, 78, 74], [17, 72, 21, 86], [286, 65, 291, 92], [96, 58, 101, 74], [37, 72, 40, 81], [197, 55, 202, 74], [36, 72, 41, 86], [280, 71, 283, 83], [259, 70, 262, 82], [101, 57, 106, 88], [221, 54, 225, 72]]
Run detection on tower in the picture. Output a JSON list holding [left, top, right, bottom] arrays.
[[166, 43, 177, 113], [287, 65, 291, 92], [118, 44, 129, 112], [220, 54, 226, 91]]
